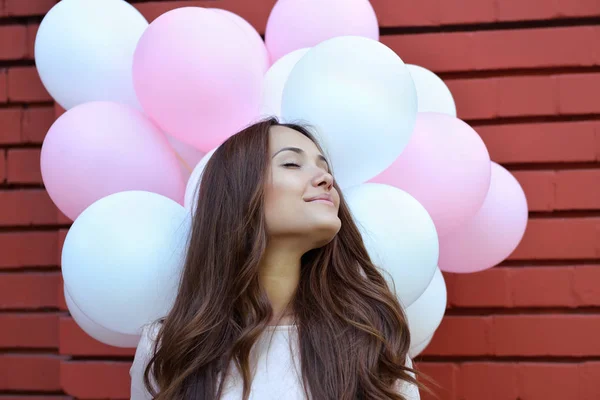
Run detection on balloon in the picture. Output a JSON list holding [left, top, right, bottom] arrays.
[[166, 134, 206, 180], [405, 268, 447, 349], [282, 36, 418, 189], [64, 285, 140, 348], [133, 7, 265, 152], [439, 163, 528, 273], [344, 184, 439, 307], [184, 148, 217, 212], [40, 102, 185, 220], [62, 191, 192, 335], [409, 333, 433, 358], [407, 65, 456, 116], [265, 0, 379, 63], [259, 48, 310, 118], [370, 113, 491, 237], [34, 0, 147, 110], [211, 8, 270, 73]]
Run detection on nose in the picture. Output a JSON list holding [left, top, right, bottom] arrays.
[[312, 169, 334, 190]]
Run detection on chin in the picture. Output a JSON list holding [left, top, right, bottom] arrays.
[[309, 219, 341, 247]]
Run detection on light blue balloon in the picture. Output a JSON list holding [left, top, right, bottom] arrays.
[[344, 183, 438, 307], [62, 191, 191, 335], [281, 36, 417, 189]]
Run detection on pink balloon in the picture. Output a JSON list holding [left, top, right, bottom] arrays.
[[370, 112, 491, 237], [439, 162, 529, 273], [40, 101, 185, 220], [211, 8, 270, 73], [265, 0, 379, 63], [133, 7, 265, 152]]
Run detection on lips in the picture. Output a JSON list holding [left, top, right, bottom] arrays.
[[306, 194, 334, 205]]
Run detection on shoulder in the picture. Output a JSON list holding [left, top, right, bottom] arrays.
[[394, 356, 421, 400], [133, 322, 161, 365], [130, 322, 162, 399]]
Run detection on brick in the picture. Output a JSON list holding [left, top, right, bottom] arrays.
[[0, 397, 72, 400], [59, 317, 136, 357], [445, 269, 512, 308], [0, 313, 59, 348], [581, 362, 600, 400], [493, 315, 600, 356], [60, 360, 132, 399], [511, 171, 556, 212], [7, 67, 52, 102], [0, 231, 59, 269], [26, 24, 38, 59], [427, 362, 600, 400], [457, 363, 519, 400], [2, 0, 57, 17], [0, 108, 22, 144], [511, 169, 600, 212], [558, 73, 600, 114], [0, 354, 62, 390], [417, 362, 458, 400], [573, 266, 600, 306], [517, 363, 580, 400], [57, 229, 68, 272], [0, 272, 62, 309], [0, 190, 63, 226], [445, 266, 600, 308], [508, 267, 578, 308], [57, 287, 67, 311], [54, 103, 65, 119], [554, 170, 600, 210], [383, 27, 600, 73], [22, 106, 55, 144], [0, 69, 7, 102], [6, 148, 42, 184], [0, 25, 27, 60], [477, 121, 600, 164], [511, 218, 600, 260], [495, 0, 600, 21], [449, 73, 600, 121], [0, 150, 5, 183], [424, 317, 493, 356]]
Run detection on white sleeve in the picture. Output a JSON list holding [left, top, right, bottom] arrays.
[[130, 323, 160, 400], [395, 356, 421, 400]]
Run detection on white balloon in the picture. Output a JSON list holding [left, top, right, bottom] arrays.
[[184, 148, 218, 212], [35, 0, 148, 110], [259, 48, 310, 118], [282, 36, 418, 189], [344, 183, 438, 307], [405, 268, 447, 348], [62, 191, 191, 335], [64, 285, 140, 348], [407, 65, 456, 117], [409, 333, 433, 359]]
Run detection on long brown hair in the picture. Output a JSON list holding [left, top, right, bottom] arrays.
[[144, 118, 419, 399]]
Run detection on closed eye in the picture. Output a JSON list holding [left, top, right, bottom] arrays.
[[283, 163, 300, 168]]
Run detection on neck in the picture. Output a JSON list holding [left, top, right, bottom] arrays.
[[259, 239, 303, 325]]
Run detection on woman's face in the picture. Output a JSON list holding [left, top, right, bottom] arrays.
[[264, 126, 341, 248]]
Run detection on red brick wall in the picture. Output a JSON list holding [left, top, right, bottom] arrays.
[[1, 0, 599, 398]]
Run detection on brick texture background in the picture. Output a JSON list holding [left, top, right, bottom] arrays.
[[0, 0, 599, 399]]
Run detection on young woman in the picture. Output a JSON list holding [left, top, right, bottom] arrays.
[[130, 118, 421, 399]]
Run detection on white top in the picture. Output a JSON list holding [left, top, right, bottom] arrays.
[[130, 323, 421, 400]]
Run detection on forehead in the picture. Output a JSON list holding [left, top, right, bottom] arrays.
[[268, 125, 321, 155]]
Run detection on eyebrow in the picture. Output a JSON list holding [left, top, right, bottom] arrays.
[[272, 147, 330, 169]]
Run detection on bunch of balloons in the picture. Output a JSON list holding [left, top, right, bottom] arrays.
[[36, 0, 528, 358]]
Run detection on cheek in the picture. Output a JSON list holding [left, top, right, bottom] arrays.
[[264, 176, 307, 226]]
